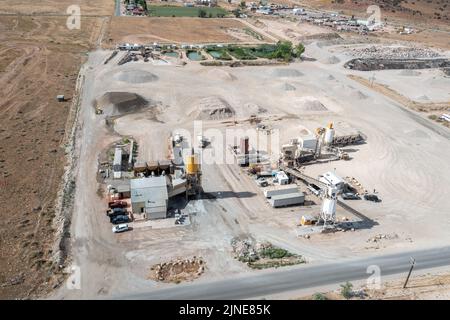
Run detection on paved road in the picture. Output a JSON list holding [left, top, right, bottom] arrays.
[[117, 246, 450, 299]]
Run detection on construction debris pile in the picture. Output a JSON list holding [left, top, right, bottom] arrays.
[[231, 237, 306, 269], [366, 233, 399, 243], [148, 257, 205, 283], [345, 46, 440, 59]]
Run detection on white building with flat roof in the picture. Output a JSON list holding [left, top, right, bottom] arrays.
[[319, 171, 345, 191], [131, 176, 169, 219]]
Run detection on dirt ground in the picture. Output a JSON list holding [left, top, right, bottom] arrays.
[[246, 17, 335, 42], [301, 270, 450, 300], [106, 17, 270, 45], [0, 14, 105, 299], [294, 0, 449, 25], [0, 0, 114, 15], [280, 0, 450, 50]]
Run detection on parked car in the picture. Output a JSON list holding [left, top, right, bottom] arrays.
[[112, 224, 129, 233], [111, 215, 129, 224], [364, 194, 381, 202], [341, 192, 360, 200], [307, 183, 321, 196], [256, 178, 268, 187], [108, 201, 127, 209], [106, 207, 127, 217]]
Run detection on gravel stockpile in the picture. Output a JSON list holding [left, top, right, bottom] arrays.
[[345, 46, 440, 59], [399, 69, 422, 76], [273, 68, 304, 77], [189, 96, 235, 120], [281, 83, 296, 91], [115, 70, 159, 83], [97, 92, 149, 116]]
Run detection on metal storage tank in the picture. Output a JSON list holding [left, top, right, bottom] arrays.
[[324, 123, 335, 145]]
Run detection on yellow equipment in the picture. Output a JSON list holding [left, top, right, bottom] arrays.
[[300, 215, 317, 226], [185, 154, 199, 175]]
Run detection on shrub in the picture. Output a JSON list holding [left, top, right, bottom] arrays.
[[313, 293, 328, 300], [260, 247, 291, 259], [340, 282, 353, 299]]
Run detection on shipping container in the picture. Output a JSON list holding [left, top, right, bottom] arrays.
[[264, 186, 299, 198], [269, 192, 305, 208]]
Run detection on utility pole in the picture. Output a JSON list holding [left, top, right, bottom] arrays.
[[403, 257, 415, 289]]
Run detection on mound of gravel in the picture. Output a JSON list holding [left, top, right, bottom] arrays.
[[324, 55, 340, 64], [190, 96, 235, 120], [346, 45, 440, 59], [281, 83, 296, 91], [273, 68, 304, 77], [327, 74, 335, 80], [244, 103, 267, 115], [205, 68, 237, 81], [115, 70, 159, 84], [297, 97, 327, 111], [97, 92, 149, 116], [351, 90, 368, 100], [399, 69, 421, 76]]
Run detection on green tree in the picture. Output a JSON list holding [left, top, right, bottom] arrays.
[[294, 43, 305, 58], [240, 1, 247, 9], [340, 282, 353, 299], [273, 41, 293, 62], [198, 9, 207, 18], [232, 8, 242, 18]]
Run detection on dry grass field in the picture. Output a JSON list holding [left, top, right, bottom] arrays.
[[0, 0, 114, 15], [107, 17, 264, 44], [0, 14, 105, 299]]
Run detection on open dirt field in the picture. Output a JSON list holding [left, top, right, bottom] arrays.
[[0, 0, 114, 15], [0, 14, 105, 299], [246, 17, 335, 42], [107, 17, 271, 45], [294, 0, 449, 25], [289, 0, 450, 50]]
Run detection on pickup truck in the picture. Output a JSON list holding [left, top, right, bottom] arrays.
[[108, 201, 127, 209]]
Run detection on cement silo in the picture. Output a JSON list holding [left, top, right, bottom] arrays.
[[324, 122, 335, 146]]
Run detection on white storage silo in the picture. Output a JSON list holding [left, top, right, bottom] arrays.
[[324, 124, 335, 145]]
